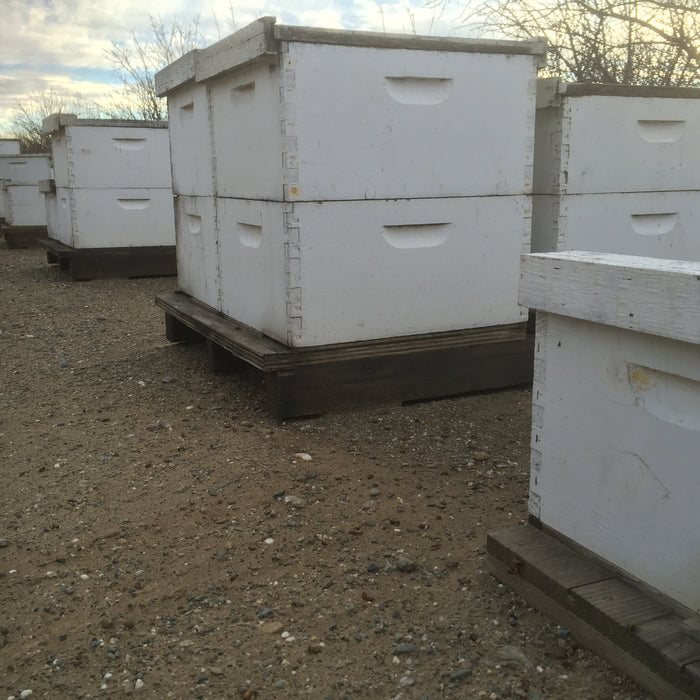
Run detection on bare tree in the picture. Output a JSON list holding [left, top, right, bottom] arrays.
[[104, 13, 222, 120], [9, 88, 104, 153], [431, 0, 700, 85]]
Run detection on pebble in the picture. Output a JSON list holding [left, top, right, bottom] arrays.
[[497, 645, 533, 669], [0, 539, 8, 548], [20, 692, 33, 699], [122, 679, 134, 694], [369, 487, 380, 497], [284, 495, 305, 507], [473, 451, 490, 462], [396, 556, 417, 573], [394, 643, 417, 655], [398, 676, 414, 687], [134, 679, 145, 691], [260, 622, 284, 634], [449, 668, 472, 680], [294, 452, 313, 461]]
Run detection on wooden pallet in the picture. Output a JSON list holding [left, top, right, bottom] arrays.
[[488, 524, 700, 699], [2, 224, 48, 248], [42, 238, 176, 281], [156, 291, 534, 418]]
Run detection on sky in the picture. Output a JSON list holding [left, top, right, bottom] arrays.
[[0, 0, 475, 135]]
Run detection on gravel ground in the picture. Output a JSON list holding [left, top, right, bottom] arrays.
[[0, 243, 650, 699]]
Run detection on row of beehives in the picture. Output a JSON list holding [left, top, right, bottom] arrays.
[[160, 17, 700, 628], [154, 17, 700, 348]]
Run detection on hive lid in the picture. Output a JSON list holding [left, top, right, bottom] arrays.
[[155, 16, 547, 96], [41, 113, 168, 135], [519, 251, 700, 345], [537, 77, 700, 108]]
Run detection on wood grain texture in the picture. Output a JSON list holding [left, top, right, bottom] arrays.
[[519, 251, 700, 344], [42, 239, 176, 281], [489, 525, 700, 699], [156, 291, 534, 417]]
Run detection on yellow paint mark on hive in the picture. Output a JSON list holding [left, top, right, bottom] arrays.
[[629, 365, 655, 392]]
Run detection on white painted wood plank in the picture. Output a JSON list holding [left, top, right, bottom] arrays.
[[195, 16, 278, 83], [531, 312, 700, 613], [519, 251, 700, 345]]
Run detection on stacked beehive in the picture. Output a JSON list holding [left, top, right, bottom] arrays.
[[156, 17, 546, 348], [532, 80, 700, 259], [0, 153, 50, 227], [0, 139, 20, 155], [41, 114, 174, 250]]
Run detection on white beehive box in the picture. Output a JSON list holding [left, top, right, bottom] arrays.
[[41, 115, 175, 249], [42, 114, 172, 190], [0, 139, 20, 155], [2, 182, 47, 226], [157, 18, 544, 347], [158, 19, 544, 201], [0, 154, 51, 185], [520, 250, 700, 614], [532, 80, 700, 257]]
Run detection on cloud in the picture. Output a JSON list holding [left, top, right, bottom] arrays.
[[0, 0, 474, 134]]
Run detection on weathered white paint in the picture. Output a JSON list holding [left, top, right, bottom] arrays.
[[534, 80, 700, 195], [42, 190, 59, 239], [158, 17, 543, 201], [173, 195, 220, 311], [0, 154, 51, 184], [0, 139, 20, 155], [42, 115, 175, 249], [533, 80, 700, 260], [46, 124, 171, 190], [529, 303, 700, 613], [213, 195, 531, 347], [519, 251, 700, 344], [54, 188, 175, 249], [166, 83, 215, 197], [207, 42, 539, 201], [532, 190, 700, 257], [2, 183, 47, 226]]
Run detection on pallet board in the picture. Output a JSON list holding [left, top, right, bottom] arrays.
[[156, 290, 534, 417], [488, 524, 700, 699], [2, 224, 48, 248], [42, 238, 176, 281]]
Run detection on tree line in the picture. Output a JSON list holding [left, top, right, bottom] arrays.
[[9, 2, 700, 152]]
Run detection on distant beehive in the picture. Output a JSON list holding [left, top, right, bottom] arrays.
[[40, 114, 175, 249], [156, 17, 545, 348], [533, 80, 700, 259], [0, 153, 50, 226], [0, 139, 20, 155], [521, 250, 700, 614]]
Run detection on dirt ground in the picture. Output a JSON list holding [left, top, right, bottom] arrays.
[[0, 243, 650, 699]]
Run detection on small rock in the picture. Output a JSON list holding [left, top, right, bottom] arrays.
[[307, 638, 324, 654], [0, 539, 9, 548], [555, 628, 571, 640], [394, 643, 417, 655], [260, 621, 284, 634], [398, 676, 414, 687], [473, 451, 490, 462], [497, 645, 533, 669], [20, 692, 33, 699], [449, 668, 472, 681], [283, 495, 305, 507], [210, 666, 223, 676], [162, 376, 176, 384], [134, 679, 145, 691], [122, 679, 134, 694], [369, 487, 380, 497], [293, 452, 313, 461], [257, 607, 273, 619], [396, 556, 417, 573]]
